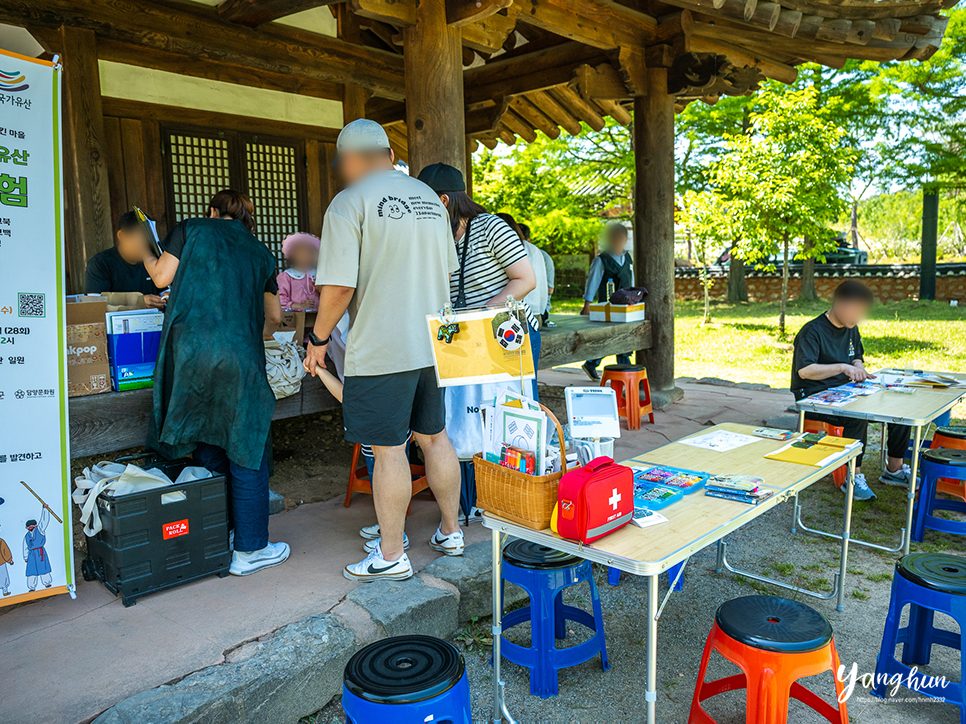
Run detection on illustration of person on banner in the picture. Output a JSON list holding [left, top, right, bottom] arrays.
[[0, 521, 13, 597], [23, 507, 52, 592]]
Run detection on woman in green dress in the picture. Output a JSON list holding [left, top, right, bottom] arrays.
[[143, 190, 289, 577]]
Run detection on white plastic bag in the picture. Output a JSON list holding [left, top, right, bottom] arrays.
[[265, 338, 305, 400]]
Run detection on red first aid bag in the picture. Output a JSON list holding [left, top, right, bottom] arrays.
[[553, 457, 634, 544]]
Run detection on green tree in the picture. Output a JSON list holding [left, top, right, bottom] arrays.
[[679, 189, 732, 324], [714, 84, 855, 337]]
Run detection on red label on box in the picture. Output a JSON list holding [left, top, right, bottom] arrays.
[[162, 519, 189, 540]]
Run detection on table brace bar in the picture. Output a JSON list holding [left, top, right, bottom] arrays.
[[792, 495, 907, 553], [655, 557, 689, 622], [715, 539, 842, 602]]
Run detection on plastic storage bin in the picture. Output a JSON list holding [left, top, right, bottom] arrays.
[[81, 455, 230, 606]]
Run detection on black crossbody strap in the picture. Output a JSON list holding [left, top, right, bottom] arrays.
[[454, 216, 473, 309]]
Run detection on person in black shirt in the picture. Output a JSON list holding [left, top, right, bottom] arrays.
[[791, 280, 912, 501], [85, 211, 166, 308]]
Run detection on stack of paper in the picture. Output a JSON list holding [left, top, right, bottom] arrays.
[[480, 391, 557, 475], [765, 435, 861, 467]]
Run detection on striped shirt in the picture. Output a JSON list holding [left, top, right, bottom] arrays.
[[450, 213, 539, 328]]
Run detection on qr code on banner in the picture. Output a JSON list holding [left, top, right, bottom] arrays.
[[18, 292, 45, 318]]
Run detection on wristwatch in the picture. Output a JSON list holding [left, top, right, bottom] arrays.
[[307, 332, 329, 347]]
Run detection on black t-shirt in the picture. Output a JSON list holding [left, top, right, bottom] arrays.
[[790, 313, 864, 399], [162, 220, 279, 294], [85, 247, 161, 296]]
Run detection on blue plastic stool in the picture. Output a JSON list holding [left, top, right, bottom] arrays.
[[499, 539, 610, 698], [912, 449, 966, 543], [872, 553, 966, 722], [608, 562, 685, 591], [343, 635, 471, 723], [904, 411, 952, 459]]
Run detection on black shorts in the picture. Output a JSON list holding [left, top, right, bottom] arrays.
[[342, 366, 446, 447]]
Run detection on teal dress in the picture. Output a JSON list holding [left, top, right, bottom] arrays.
[[147, 218, 277, 470]]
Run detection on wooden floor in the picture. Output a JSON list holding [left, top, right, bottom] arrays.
[[68, 314, 651, 458]]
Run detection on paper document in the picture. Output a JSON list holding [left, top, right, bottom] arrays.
[[678, 430, 760, 452]]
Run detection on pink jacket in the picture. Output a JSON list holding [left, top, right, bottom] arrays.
[[278, 268, 320, 310]]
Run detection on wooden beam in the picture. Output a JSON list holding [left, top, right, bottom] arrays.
[[464, 40, 605, 104], [816, 18, 852, 43], [501, 108, 538, 142], [4, 0, 405, 99], [633, 68, 677, 399], [549, 85, 605, 131], [617, 45, 647, 96], [688, 34, 798, 84], [404, 0, 466, 176], [527, 89, 583, 136], [466, 97, 510, 134], [899, 15, 935, 34], [447, 0, 513, 27], [594, 99, 632, 126], [773, 9, 803, 37], [572, 62, 631, 100], [509, 96, 560, 138], [338, 4, 371, 122], [459, 4, 522, 52], [761, 0, 949, 21], [217, 0, 336, 27], [479, 136, 498, 150], [305, 140, 325, 235], [60, 26, 113, 294], [498, 128, 517, 145], [847, 19, 876, 45], [102, 97, 341, 142], [873, 18, 901, 40], [518, 0, 657, 50]]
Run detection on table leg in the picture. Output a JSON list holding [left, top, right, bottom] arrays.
[[646, 574, 658, 724], [836, 457, 856, 612], [903, 425, 923, 556], [791, 410, 806, 534], [491, 529, 503, 724], [880, 422, 888, 472]]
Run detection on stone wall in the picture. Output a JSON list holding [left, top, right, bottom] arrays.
[[674, 266, 966, 304]]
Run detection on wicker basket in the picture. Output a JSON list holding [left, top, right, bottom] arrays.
[[475, 404, 569, 530]]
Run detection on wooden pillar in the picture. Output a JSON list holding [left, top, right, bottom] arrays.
[[338, 6, 370, 124], [465, 138, 474, 197], [60, 26, 113, 293], [920, 189, 939, 301], [403, 0, 466, 178], [633, 67, 682, 406]]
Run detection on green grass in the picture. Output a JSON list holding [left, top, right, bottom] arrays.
[[551, 297, 966, 389]]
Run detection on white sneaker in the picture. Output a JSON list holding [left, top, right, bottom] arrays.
[[344, 542, 413, 582], [429, 526, 464, 557], [364, 533, 409, 553], [359, 524, 380, 541], [881, 464, 913, 487], [462, 507, 484, 526], [230, 542, 290, 576]]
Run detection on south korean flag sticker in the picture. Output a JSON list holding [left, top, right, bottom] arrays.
[[496, 318, 526, 351]]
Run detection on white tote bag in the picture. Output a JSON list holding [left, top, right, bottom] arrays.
[[445, 381, 525, 461]]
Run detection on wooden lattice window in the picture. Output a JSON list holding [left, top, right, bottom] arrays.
[[162, 127, 306, 266], [167, 132, 232, 224], [245, 140, 301, 265]]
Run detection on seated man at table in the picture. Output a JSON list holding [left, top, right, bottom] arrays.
[[85, 211, 166, 309], [791, 279, 912, 501]]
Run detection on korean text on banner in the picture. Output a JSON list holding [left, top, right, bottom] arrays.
[[0, 50, 73, 607]]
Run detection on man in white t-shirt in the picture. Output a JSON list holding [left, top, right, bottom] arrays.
[[304, 120, 464, 582]]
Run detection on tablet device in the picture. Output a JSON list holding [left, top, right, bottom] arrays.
[[565, 386, 620, 440]]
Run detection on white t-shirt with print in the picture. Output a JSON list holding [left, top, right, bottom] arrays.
[[318, 169, 459, 377]]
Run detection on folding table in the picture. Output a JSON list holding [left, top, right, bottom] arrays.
[[483, 422, 862, 724], [794, 369, 966, 556]]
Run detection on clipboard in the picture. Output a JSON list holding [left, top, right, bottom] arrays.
[[426, 305, 535, 387], [133, 205, 163, 258]]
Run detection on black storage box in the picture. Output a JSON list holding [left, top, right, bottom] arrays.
[[82, 456, 230, 606]]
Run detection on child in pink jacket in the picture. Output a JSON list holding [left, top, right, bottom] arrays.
[[278, 233, 321, 311]]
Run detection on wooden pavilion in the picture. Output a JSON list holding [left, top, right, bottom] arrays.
[[0, 0, 953, 404]]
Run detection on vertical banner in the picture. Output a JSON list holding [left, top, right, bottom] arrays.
[[0, 50, 73, 606]]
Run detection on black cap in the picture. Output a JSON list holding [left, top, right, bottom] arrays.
[[417, 163, 465, 194]]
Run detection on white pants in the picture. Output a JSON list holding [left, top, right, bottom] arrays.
[[27, 573, 52, 591]]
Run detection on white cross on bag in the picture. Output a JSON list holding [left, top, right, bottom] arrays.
[[609, 488, 622, 510]]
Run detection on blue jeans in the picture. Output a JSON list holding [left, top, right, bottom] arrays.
[[194, 443, 269, 553], [586, 353, 632, 372], [530, 325, 542, 402]]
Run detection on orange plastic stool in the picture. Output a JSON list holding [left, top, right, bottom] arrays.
[[803, 420, 847, 488], [931, 427, 966, 503], [689, 596, 848, 724], [600, 364, 654, 430], [344, 443, 430, 511]]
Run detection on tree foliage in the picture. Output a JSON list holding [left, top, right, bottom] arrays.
[[713, 85, 856, 335]]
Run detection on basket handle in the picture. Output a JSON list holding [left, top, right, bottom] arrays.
[[538, 402, 568, 475]]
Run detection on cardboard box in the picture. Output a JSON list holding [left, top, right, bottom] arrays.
[[106, 310, 164, 391], [588, 301, 647, 323], [280, 310, 305, 341], [68, 292, 147, 312], [66, 298, 111, 398]]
